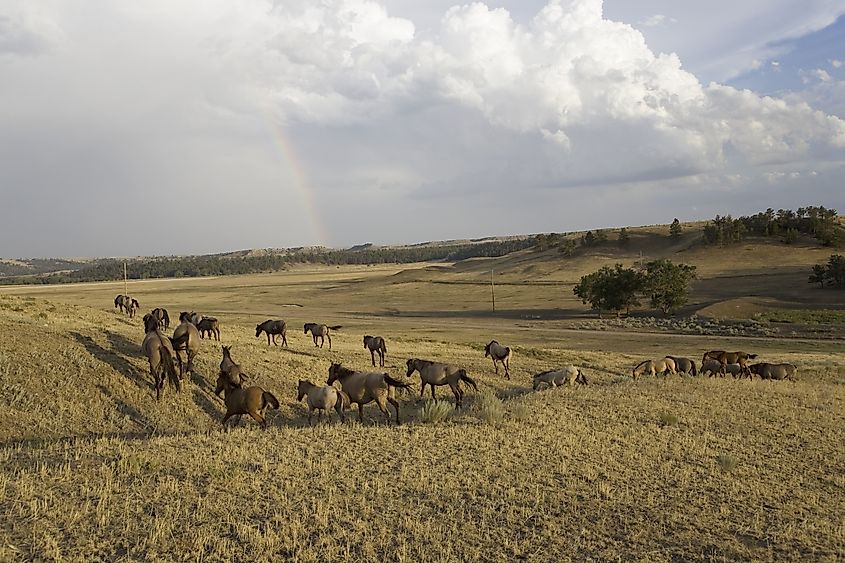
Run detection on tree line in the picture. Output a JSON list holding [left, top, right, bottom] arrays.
[[809, 255, 845, 289], [1, 239, 536, 285], [703, 206, 842, 247]]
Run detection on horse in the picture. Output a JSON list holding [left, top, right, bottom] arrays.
[[665, 356, 697, 376], [214, 371, 279, 429], [297, 379, 349, 425], [405, 358, 478, 408], [172, 316, 201, 379], [532, 366, 588, 390], [150, 307, 170, 330], [703, 350, 757, 378], [304, 323, 342, 349], [327, 363, 411, 425], [484, 340, 512, 379], [632, 358, 677, 380], [141, 314, 180, 400], [219, 345, 248, 382], [749, 362, 797, 381], [701, 360, 744, 378], [256, 320, 288, 346], [363, 335, 387, 367], [197, 317, 220, 341], [114, 295, 139, 317]]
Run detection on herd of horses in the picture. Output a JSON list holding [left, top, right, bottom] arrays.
[[120, 294, 796, 427], [632, 351, 797, 381]]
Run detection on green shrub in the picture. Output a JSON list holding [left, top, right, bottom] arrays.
[[658, 412, 679, 427], [475, 388, 505, 425], [419, 400, 453, 424], [716, 454, 739, 473]]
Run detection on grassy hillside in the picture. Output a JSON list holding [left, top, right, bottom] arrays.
[[0, 266, 843, 560]]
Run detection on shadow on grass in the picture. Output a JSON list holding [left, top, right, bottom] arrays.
[[71, 331, 149, 392]]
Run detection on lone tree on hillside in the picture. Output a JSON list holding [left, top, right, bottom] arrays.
[[573, 264, 644, 317], [810, 255, 845, 288], [618, 228, 630, 247], [669, 218, 682, 239], [642, 259, 697, 315]]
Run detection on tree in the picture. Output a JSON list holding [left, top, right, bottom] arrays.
[[559, 239, 577, 256], [573, 264, 644, 317], [669, 218, 682, 239], [581, 231, 596, 247], [827, 255, 845, 287], [642, 259, 697, 315], [784, 228, 799, 244], [808, 264, 827, 288]]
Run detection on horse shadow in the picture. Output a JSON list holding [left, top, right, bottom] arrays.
[[71, 331, 149, 392], [192, 386, 224, 423], [95, 384, 155, 432]]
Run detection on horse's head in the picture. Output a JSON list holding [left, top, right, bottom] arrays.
[[255, 325, 262, 337], [179, 312, 191, 323], [363, 336, 371, 349], [296, 380, 310, 402], [327, 363, 349, 385], [303, 324, 310, 334], [484, 341, 496, 357], [221, 345, 231, 358], [143, 314, 158, 333], [405, 358, 417, 377]]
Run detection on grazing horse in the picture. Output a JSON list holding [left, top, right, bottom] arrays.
[[749, 362, 797, 381], [214, 371, 279, 429], [701, 360, 744, 378], [363, 335, 387, 367], [256, 320, 287, 346], [327, 363, 411, 425], [150, 307, 170, 330], [703, 350, 757, 378], [666, 356, 697, 376], [197, 317, 221, 341], [172, 316, 200, 379], [484, 340, 512, 379], [114, 295, 139, 317], [304, 323, 342, 349], [219, 345, 247, 382], [297, 379, 349, 425], [405, 358, 478, 408], [532, 366, 588, 390], [141, 314, 180, 400], [632, 358, 677, 380]]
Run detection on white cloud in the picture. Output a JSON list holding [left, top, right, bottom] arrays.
[[0, 0, 843, 256], [831, 59, 843, 68], [639, 14, 676, 28]]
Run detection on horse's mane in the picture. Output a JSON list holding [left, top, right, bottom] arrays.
[[633, 359, 651, 370]]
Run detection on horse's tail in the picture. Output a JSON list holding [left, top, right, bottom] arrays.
[[329, 325, 343, 331], [263, 391, 280, 410], [577, 369, 588, 385], [382, 341, 387, 355], [162, 309, 170, 328], [170, 333, 190, 350], [336, 390, 351, 410], [159, 343, 181, 393], [690, 361, 697, 377], [383, 374, 412, 389], [459, 370, 479, 392]]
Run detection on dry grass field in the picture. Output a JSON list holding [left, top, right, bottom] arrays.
[[1, 242, 844, 561]]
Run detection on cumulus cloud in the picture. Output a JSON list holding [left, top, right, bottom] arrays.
[[639, 14, 676, 28], [0, 0, 843, 256]]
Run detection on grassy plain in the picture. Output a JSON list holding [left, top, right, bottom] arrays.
[[0, 242, 844, 561]]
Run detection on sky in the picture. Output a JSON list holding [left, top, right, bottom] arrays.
[[1, 0, 844, 258]]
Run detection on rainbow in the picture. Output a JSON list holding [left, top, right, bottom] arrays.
[[266, 119, 330, 247]]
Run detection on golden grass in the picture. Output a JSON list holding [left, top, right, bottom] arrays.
[[0, 261, 843, 560]]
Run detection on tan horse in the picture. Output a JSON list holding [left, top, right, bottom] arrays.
[[214, 371, 279, 428], [305, 323, 342, 349], [532, 366, 588, 390], [632, 358, 677, 380], [484, 340, 512, 379], [297, 379, 349, 425], [405, 358, 478, 408], [363, 335, 387, 367], [327, 363, 411, 424], [141, 314, 180, 400]]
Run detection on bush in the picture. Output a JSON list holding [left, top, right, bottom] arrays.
[[474, 388, 505, 425], [658, 412, 679, 427], [418, 400, 453, 424], [716, 454, 739, 473], [507, 400, 531, 422]]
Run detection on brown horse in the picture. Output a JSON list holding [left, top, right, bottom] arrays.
[[405, 358, 478, 408], [327, 363, 411, 424], [115, 295, 140, 318], [197, 317, 221, 341], [256, 320, 287, 346], [632, 358, 677, 380], [297, 379, 349, 425], [305, 323, 342, 349], [141, 314, 180, 400], [484, 340, 512, 379], [172, 315, 201, 379], [150, 307, 170, 330], [363, 335, 387, 367], [703, 350, 757, 377], [219, 345, 248, 382], [214, 371, 279, 428]]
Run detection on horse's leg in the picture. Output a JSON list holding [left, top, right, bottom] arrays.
[[504, 359, 510, 380], [248, 410, 267, 428], [308, 408, 314, 426], [492, 359, 498, 374], [371, 349, 376, 367], [282, 334, 288, 347], [375, 396, 391, 424], [387, 396, 401, 425], [449, 382, 461, 408], [358, 403, 365, 423], [431, 384, 436, 400], [221, 411, 235, 427], [379, 351, 384, 367], [327, 334, 331, 350], [335, 402, 346, 423], [419, 382, 426, 400]]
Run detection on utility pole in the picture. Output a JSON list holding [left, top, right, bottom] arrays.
[[491, 269, 496, 313], [124, 262, 128, 296]]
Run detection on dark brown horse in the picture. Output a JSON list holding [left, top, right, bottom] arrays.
[[215, 371, 279, 429], [256, 320, 287, 346], [405, 358, 478, 408], [197, 317, 221, 341], [150, 307, 170, 330], [141, 314, 180, 400], [703, 350, 757, 378], [172, 314, 201, 379], [363, 335, 387, 367], [114, 295, 139, 318], [484, 340, 512, 379]]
